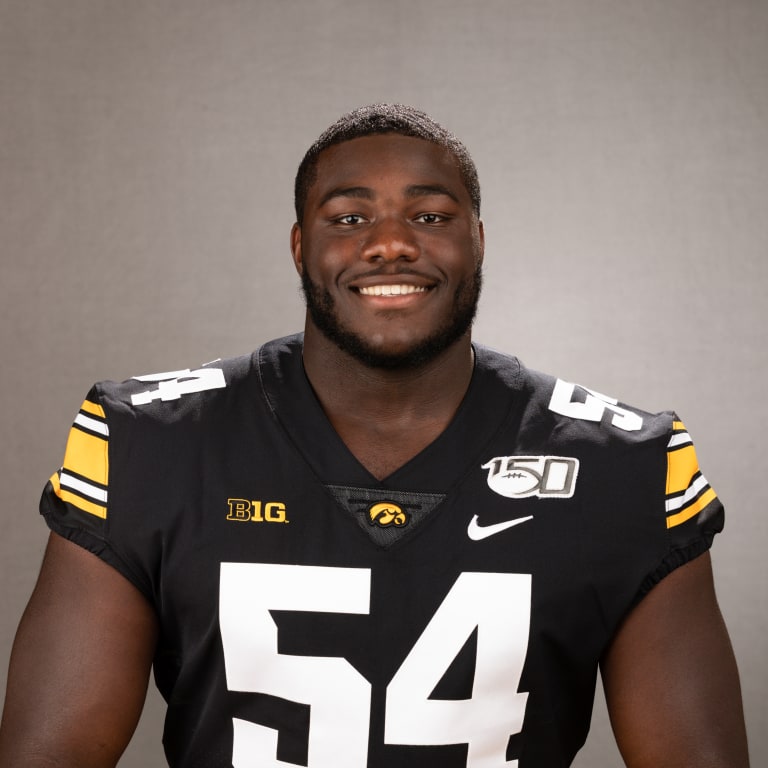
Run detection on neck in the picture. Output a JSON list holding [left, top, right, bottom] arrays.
[[301, 321, 475, 479]]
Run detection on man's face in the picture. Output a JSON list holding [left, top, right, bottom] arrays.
[[291, 134, 484, 369]]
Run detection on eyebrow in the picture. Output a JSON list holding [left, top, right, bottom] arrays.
[[318, 186, 374, 208], [405, 184, 460, 204], [318, 183, 461, 208]]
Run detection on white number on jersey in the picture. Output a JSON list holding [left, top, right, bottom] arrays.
[[385, 572, 530, 767], [548, 378, 643, 431], [130, 367, 226, 406], [219, 564, 532, 768], [220, 564, 371, 768]]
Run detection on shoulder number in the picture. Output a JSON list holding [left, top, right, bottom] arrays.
[[130, 367, 226, 406], [548, 378, 643, 431]]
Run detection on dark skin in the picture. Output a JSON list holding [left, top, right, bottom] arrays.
[[0, 534, 158, 767], [603, 552, 749, 767], [291, 136, 484, 478], [0, 135, 749, 767]]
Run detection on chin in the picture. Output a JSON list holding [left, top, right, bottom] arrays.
[[311, 314, 474, 370], [340, 335, 455, 370], [301, 267, 481, 370]]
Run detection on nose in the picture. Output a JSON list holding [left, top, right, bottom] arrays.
[[360, 216, 419, 262]]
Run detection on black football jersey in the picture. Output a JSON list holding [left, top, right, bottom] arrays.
[[40, 334, 724, 768]]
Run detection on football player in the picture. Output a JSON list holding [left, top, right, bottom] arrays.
[[0, 105, 750, 767]]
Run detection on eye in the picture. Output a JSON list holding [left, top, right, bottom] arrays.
[[414, 213, 447, 225], [335, 214, 366, 225]]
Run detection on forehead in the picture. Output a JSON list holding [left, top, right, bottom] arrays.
[[309, 134, 469, 203]]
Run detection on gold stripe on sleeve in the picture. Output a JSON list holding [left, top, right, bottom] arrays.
[[80, 399, 106, 419], [57, 488, 108, 519], [50, 471, 108, 519], [666, 444, 700, 496], [666, 487, 718, 529], [62, 427, 108, 487]]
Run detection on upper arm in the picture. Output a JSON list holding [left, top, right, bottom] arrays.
[[601, 551, 749, 768], [0, 532, 158, 768]]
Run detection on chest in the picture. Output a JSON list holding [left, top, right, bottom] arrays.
[[150, 462, 641, 768], [329, 412, 454, 480]]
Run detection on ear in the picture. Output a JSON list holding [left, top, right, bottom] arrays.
[[477, 219, 485, 266], [290, 222, 303, 275]]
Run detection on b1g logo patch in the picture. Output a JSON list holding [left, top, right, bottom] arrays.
[[369, 501, 408, 528], [482, 456, 579, 499]]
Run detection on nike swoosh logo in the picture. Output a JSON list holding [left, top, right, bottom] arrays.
[[467, 514, 534, 541]]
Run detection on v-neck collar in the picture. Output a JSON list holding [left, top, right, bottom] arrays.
[[257, 334, 524, 493]]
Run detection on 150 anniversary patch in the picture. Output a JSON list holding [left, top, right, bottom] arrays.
[[481, 456, 579, 499]]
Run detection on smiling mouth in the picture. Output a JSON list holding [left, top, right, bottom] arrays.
[[357, 284, 429, 296]]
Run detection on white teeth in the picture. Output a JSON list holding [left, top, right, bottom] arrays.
[[358, 284, 427, 296]]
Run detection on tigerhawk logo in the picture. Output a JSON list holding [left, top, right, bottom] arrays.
[[368, 502, 408, 527]]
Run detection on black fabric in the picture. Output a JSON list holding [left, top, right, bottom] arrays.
[[39, 334, 724, 767]]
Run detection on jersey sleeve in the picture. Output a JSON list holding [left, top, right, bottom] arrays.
[[664, 419, 722, 531], [638, 414, 724, 597], [39, 385, 148, 595]]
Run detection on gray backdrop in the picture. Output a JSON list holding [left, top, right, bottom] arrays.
[[1, 1, 766, 765]]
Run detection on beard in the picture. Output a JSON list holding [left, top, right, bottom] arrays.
[[300, 266, 482, 370]]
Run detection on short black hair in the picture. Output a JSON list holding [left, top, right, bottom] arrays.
[[294, 104, 481, 224]]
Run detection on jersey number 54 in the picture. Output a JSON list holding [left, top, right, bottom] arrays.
[[220, 564, 531, 768]]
